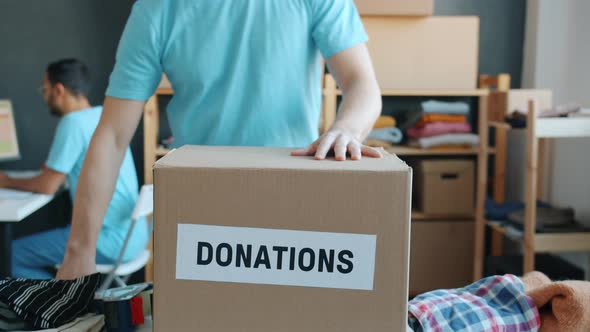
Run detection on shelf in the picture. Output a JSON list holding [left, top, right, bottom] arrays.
[[486, 222, 590, 253], [412, 211, 473, 221], [156, 147, 171, 156], [536, 117, 590, 138], [386, 146, 496, 156], [323, 89, 489, 97]]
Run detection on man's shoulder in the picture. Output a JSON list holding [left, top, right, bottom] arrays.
[[58, 107, 101, 132]]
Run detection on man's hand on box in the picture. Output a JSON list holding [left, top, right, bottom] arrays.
[[291, 128, 382, 161]]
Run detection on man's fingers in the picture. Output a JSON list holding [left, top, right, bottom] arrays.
[[291, 148, 312, 156], [348, 141, 362, 160], [315, 133, 336, 160], [361, 145, 383, 158], [291, 140, 319, 156], [334, 135, 349, 161]]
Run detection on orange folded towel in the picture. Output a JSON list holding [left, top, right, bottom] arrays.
[[522, 271, 590, 332], [416, 114, 467, 127], [373, 116, 396, 128]]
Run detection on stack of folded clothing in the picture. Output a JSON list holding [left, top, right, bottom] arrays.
[[406, 100, 479, 149], [485, 198, 590, 233], [506, 103, 586, 128], [366, 115, 403, 147], [0, 274, 103, 331]]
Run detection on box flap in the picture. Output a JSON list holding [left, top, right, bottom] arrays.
[[155, 145, 409, 172]]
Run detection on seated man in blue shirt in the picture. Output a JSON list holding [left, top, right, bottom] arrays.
[[0, 59, 148, 279]]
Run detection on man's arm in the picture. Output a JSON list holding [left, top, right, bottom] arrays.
[[56, 97, 145, 280], [0, 167, 65, 195], [292, 43, 382, 160]]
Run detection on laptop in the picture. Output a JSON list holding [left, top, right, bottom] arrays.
[[0, 100, 20, 162]]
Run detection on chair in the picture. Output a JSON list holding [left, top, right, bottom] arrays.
[[97, 184, 153, 291], [56, 184, 154, 291]]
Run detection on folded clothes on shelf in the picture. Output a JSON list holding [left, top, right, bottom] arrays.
[[373, 115, 397, 129], [407, 122, 471, 139], [416, 114, 467, 127], [409, 133, 479, 149], [367, 127, 403, 144], [421, 100, 470, 115], [539, 103, 581, 118], [508, 103, 583, 127], [486, 198, 588, 233]]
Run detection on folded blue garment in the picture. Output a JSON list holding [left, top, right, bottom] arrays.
[[485, 198, 551, 221], [421, 100, 470, 115], [367, 127, 403, 144]]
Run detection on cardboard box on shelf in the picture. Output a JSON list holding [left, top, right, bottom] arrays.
[[415, 160, 475, 215], [489, 89, 553, 122], [362, 16, 480, 90], [355, 0, 433, 16], [153, 146, 412, 332], [410, 221, 474, 295]]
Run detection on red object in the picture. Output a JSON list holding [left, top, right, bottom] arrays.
[[130, 296, 145, 326]]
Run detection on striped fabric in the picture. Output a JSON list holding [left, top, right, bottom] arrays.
[[408, 274, 540, 332], [0, 274, 100, 329]]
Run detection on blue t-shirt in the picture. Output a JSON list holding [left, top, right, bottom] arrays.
[[106, 0, 367, 148], [46, 106, 148, 261]]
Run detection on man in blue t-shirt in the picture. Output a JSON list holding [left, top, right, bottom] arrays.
[[57, 0, 383, 279], [0, 59, 148, 279]]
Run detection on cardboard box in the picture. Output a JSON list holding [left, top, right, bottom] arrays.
[[355, 0, 433, 16], [415, 160, 475, 215], [362, 17, 480, 90], [154, 146, 412, 332], [410, 221, 474, 295], [489, 89, 553, 122]]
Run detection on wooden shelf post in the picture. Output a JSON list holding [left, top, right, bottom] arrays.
[[473, 93, 489, 280], [523, 100, 539, 273]]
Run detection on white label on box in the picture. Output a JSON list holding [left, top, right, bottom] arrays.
[[176, 224, 377, 290]]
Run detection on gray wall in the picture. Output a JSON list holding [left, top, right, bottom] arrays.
[[435, 0, 527, 88], [0, 0, 140, 175]]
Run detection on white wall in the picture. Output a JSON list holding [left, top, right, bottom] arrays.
[[522, 0, 590, 275]]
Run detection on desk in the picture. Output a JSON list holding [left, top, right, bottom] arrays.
[[0, 171, 55, 277]]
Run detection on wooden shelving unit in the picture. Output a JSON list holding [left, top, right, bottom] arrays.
[[485, 100, 590, 273], [322, 73, 491, 280]]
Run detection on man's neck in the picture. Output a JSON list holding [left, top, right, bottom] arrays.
[[61, 97, 92, 115]]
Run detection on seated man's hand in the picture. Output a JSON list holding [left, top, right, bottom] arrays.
[[291, 128, 382, 161], [0, 171, 8, 188]]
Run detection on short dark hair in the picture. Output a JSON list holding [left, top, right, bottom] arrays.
[[46, 59, 91, 97]]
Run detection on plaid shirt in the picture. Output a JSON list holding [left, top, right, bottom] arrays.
[[408, 274, 540, 332]]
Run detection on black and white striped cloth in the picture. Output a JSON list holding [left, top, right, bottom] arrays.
[[0, 274, 100, 329]]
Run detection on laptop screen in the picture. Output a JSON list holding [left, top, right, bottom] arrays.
[[0, 100, 20, 162]]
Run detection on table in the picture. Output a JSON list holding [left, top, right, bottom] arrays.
[[0, 171, 55, 277]]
